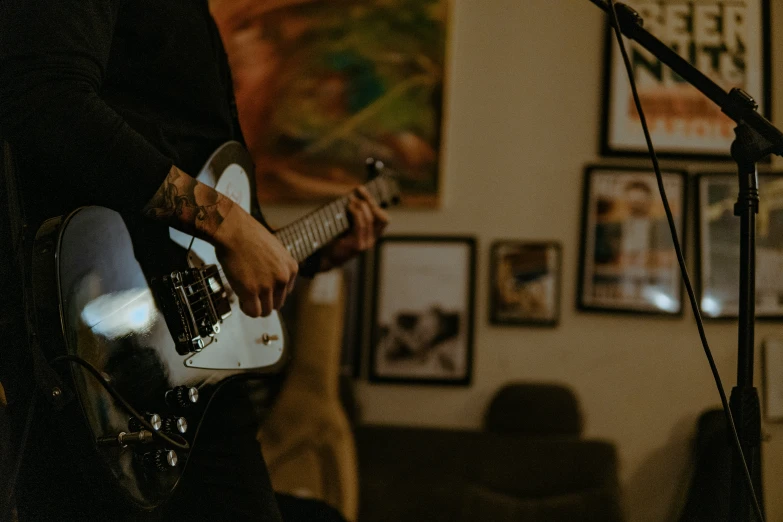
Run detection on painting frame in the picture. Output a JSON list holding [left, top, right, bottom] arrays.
[[577, 165, 688, 316], [696, 171, 783, 320], [599, 0, 772, 160], [489, 241, 562, 327], [369, 236, 476, 386]]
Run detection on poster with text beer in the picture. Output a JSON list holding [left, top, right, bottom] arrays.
[[601, 0, 771, 158], [578, 166, 687, 315]]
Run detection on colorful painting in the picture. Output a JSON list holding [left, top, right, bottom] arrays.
[[211, 0, 449, 207]]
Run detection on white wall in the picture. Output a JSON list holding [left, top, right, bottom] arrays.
[[265, 1, 783, 520]]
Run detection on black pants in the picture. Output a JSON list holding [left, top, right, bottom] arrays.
[[8, 381, 346, 521]]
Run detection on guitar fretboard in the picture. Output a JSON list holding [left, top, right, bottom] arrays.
[[274, 176, 394, 263]]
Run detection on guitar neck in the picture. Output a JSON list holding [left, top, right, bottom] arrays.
[[273, 177, 388, 263]]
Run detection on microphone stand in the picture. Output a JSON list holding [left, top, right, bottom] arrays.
[[584, 1, 783, 520]]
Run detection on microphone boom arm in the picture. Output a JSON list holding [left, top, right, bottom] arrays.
[[586, 0, 783, 160]]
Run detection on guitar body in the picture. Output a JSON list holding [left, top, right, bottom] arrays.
[[28, 141, 399, 510], [30, 142, 287, 510]]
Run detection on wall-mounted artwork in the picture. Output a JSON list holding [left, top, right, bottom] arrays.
[[600, 0, 771, 159], [370, 236, 475, 385], [489, 241, 561, 326], [697, 172, 783, 319], [578, 166, 687, 315], [211, 0, 450, 207]]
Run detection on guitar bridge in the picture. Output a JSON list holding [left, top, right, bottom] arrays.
[[152, 265, 232, 355]]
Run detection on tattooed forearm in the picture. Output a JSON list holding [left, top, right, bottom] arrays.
[[142, 166, 235, 240]]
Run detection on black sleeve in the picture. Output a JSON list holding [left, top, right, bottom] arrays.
[[0, 0, 173, 213]]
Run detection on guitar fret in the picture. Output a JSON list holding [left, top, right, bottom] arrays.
[[314, 210, 329, 244], [271, 174, 398, 267], [292, 224, 307, 262], [305, 216, 320, 248], [280, 227, 296, 257], [302, 219, 317, 255], [285, 227, 300, 258]]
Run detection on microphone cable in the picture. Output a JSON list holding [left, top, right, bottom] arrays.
[[605, 1, 765, 520]]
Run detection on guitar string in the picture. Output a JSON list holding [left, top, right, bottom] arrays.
[[179, 176, 395, 299]]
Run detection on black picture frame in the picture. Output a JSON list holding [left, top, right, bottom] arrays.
[[369, 236, 476, 386], [599, 0, 772, 160], [696, 171, 783, 320], [577, 165, 688, 316], [489, 241, 562, 327]]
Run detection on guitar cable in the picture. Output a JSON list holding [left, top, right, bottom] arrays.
[[1, 352, 273, 519], [605, 1, 765, 520]]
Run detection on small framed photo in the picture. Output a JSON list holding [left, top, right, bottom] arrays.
[[370, 236, 475, 385], [697, 172, 783, 319], [600, 0, 772, 159], [490, 241, 561, 326], [578, 165, 687, 315]]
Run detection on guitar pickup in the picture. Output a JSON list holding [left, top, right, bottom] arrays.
[[152, 265, 231, 355]]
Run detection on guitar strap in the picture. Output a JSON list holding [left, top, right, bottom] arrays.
[[1, 142, 70, 410]]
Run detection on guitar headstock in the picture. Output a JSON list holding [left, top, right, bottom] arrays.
[[365, 157, 402, 209]]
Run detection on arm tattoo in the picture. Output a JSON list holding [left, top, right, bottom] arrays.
[[142, 166, 234, 239]]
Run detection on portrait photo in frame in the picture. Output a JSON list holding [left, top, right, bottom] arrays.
[[578, 166, 687, 315], [600, 0, 771, 159], [489, 241, 561, 326], [697, 172, 783, 319], [370, 236, 475, 385]]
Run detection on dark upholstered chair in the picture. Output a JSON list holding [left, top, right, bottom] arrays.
[[484, 383, 583, 436], [354, 382, 623, 522]]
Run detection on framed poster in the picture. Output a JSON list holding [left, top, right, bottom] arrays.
[[489, 241, 561, 326], [211, 0, 450, 207], [697, 172, 783, 319], [578, 166, 687, 315], [600, 0, 771, 159], [370, 236, 475, 385]]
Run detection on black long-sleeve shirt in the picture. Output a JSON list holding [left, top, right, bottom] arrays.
[[0, 0, 241, 222], [0, 0, 242, 398]]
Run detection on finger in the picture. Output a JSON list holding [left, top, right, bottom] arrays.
[[359, 200, 374, 248], [348, 196, 368, 239], [356, 186, 389, 235], [260, 289, 274, 317], [273, 280, 287, 310], [370, 204, 390, 233], [286, 272, 297, 298], [239, 295, 263, 318], [355, 185, 378, 206]]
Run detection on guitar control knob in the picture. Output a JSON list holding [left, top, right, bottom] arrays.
[[165, 386, 199, 409], [128, 413, 162, 433], [141, 449, 178, 471], [162, 416, 188, 435]]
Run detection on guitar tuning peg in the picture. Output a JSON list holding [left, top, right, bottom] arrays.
[[365, 157, 385, 180]]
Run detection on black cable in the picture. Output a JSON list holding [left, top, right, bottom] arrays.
[[605, 2, 765, 521], [50, 355, 269, 480], [50, 355, 190, 450], [1, 393, 36, 522]]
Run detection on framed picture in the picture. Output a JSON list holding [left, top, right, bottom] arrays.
[[600, 0, 771, 159], [370, 236, 475, 385], [697, 172, 783, 319], [578, 166, 687, 315], [212, 0, 450, 207], [489, 241, 561, 326]]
